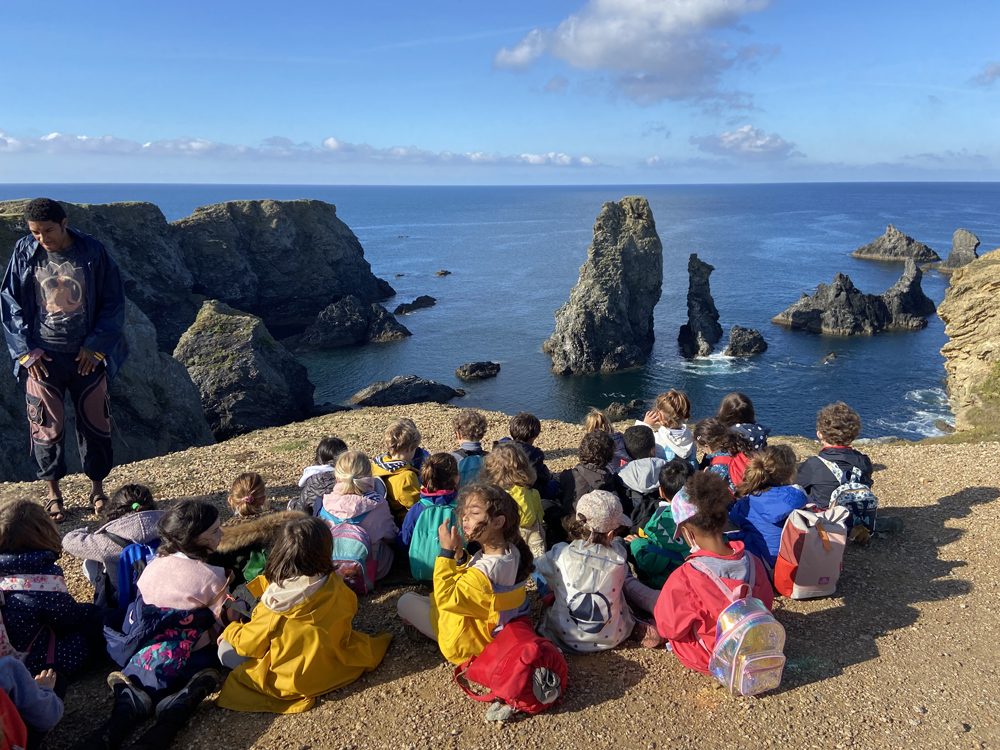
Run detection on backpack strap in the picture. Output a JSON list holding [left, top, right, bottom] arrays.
[[100, 530, 133, 548], [817, 457, 846, 485], [710, 454, 732, 467], [849, 466, 863, 483], [688, 555, 753, 603], [319, 508, 371, 526], [453, 660, 497, 703]]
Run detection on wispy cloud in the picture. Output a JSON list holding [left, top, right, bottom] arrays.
[[544, 76, 569, 93], [494, 0, 775, 108], [969, 61, 1000, 87], [0, 129, 598, 167], [689, 124, 802, 160], [642, 121, 671, 138]]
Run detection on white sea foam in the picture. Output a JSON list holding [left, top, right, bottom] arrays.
[[680, 352, 754, 376], [874, 388, 954, 437]]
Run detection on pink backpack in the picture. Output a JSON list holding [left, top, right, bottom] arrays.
[[320, 510, 377, 595], [773, 506, 850, 600]]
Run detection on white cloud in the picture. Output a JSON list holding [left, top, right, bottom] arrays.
[[493, 0, 774, 106], [969, 62, 1000, 87], [0, 129, 597, 167], [689, 124, 802, 160]]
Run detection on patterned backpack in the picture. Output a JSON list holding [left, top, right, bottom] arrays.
[[688, 556, 785, 697], [319, 509, 377, 595], [409, 498, 459, 582], [817, 458, 879, 534]]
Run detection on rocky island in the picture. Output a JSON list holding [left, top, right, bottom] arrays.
[[938, 229, 980, 273], [677, 253, 723, 357], [851, 224, 940, 262]]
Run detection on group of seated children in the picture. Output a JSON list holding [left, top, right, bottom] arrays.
[[0, 393, 892, 747]]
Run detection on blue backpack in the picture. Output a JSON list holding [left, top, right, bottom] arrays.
[[408, 498, 460, 582], [452, 449, 487, 488], [101, 532, 160, 612], [319, 509, 377, 594]]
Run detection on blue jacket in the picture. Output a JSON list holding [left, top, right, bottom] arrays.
[[2, 228, 128, 379], [728, 484, 809, 569], [398, 489, 458, 547], [0, 655, 63, 731]]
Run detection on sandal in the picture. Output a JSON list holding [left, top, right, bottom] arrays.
[[89, 492, 109, 516], [44, 497, 66, 523]]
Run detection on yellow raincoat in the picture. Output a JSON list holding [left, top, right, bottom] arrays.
[[508, 484, 544, 527], [431, 554, 527, 665], [215, 573, 392, 713], [371, 454, 420, 524]]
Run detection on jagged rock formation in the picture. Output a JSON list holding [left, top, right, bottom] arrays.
[[851, 224, 940, 262], [939, 229, 980, 273], [284, 296, 410, 350], [724, 326, 768, 357], [772, 260, 936, 335], [393, 296, 436, 315], [174, 301, 315, 440], [455, 362, 501, 381], [678, 254, 723, 357], [604, 400, 648, 421], [349, 375, 464, 407], [543, 197, 663, 374], [938, 249, 1000, 433]]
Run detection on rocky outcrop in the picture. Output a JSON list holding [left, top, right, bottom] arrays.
[[851, 224, 940, 262], [543, 197, 663, 374], [939, 229, 980, 273], [174, 301, 314, 440], [938, 249, 1000, 433], [349, 375, 464, 407], [393, 296, 436, 315], [284, 296, 410, 350], [455, 362, 501, 381], [678, 254, 723, 357], [604, 400, 648, 421], [772, 260, 936, 335], [724, 326, 768, 357]]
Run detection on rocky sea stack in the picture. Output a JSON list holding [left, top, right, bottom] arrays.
[[284, 296, 410, 350], [938, 229, 980, 273], [455, 362, 501, 381], [772, 259, 936, 335], [851, 224, 940, 262], [543, 197, 663, 374], [350, 375, 464, 407], [174, 301, 315, 440], [678, 254, 723, 357], [724, 325, 768, 357], [393, 296, 436, 315], [938, 249, 1000, 434]]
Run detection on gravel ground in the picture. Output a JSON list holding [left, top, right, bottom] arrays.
[[2, 404, 998, 750]]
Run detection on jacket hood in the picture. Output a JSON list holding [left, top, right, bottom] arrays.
[[0, 549, 59, 574], [573, 462, 611, 489], [217, 511, 307, 554], [323, 485, 385, 520], [817, 447, 873, 475], [419, 489, 458, 506], [260, 574, 329, 613], [618, 457, 667, 493], [660, 427, 695, 458], [298, 465, 335, 487], [687, 541, 752, 581], [373, 454, 411, 473]]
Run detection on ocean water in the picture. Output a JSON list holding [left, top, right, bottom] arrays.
[[4, 182, 998, 440]]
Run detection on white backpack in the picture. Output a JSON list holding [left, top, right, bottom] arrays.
[[773, 506, 851, 600], [688, 556, 785, 697], [818, 457, 879, 534]]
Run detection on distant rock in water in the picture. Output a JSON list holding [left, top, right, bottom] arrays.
[[543, 197, 663, 374], [678, 254, 723, 357], [938, 229, 980, 272], [851, 224, 940, 262], [174, 301, 315, 440], [394, 296, 437, 315], [435, 270, 452, 277], [724, 326, 768, 357], [349, 375, 464, 407], [604, 399, 648, 421], [771, 259, 936, 335], [455, 362, 501, 380], [285, 296, 410, 350], [938, 248, 1000, 433]]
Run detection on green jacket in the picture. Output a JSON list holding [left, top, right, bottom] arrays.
[[629, 502, 690, 588]]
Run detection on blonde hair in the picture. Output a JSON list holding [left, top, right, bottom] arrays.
[[0, 499, 62, 556], [736, 445, 797, 497], [228, 472, 267, 517], [385, 418, 421, 456], [335, 450, 373, 496], [481, 442, 536, 490], [654, 390, 691, 429], [584, 408, 612, 434]]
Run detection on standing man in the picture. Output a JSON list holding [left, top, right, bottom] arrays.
[[1, 198, 128, 520]]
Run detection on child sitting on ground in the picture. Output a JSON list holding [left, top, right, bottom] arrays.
[[372, 419, 422, 524], [716, 392, 770, 450], [480, 443, 545, 559], [548, 431, 616, 546], [637, 390, 698, 468], [215, 516, 392, 714], [654, 472, 774, 674], [536, 490, 638, 652], [63, 484, 162, 609], [450, 409, 489, 487], [399, 453, 460, 582], [0, 657, 64, 750], [502, 412, 557, 498], [0, 500, 101, 680], [694, 419, 754, 496], [321, 451, 398, 581], [585, 408, 630, 472], [395, 484, 533, 665], [614, 424, 668, 531], [625, 458, 695, 587], [289, 437, 347, 514], [226, 472, 268, 519], [728, 445, 809, 571]]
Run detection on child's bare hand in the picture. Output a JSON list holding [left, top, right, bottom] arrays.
[[624, 534, 638, 543], [438, 519, 462, 554], [643, 410, 660, 427], [34, 669, 57, 690]]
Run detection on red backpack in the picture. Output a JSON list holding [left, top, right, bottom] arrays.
[[453, 616, 568, 715], [711, 453, 751, 489]]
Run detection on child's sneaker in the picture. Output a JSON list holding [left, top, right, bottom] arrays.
[[401, 619, 429, 642], [629, 619, 665, 649], [107, 671, 152, 718]]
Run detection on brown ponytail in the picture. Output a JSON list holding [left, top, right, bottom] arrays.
[[735, 444, 797, 497]]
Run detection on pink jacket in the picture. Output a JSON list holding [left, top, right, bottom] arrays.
[[137, 553, 229, 617], [322, 480, 398, 580]]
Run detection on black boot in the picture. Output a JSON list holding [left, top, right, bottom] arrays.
[[124, 670, 221, 750], [67, 673, 152, 750]]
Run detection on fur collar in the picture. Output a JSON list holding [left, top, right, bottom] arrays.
[[217, 510, 307, 553]]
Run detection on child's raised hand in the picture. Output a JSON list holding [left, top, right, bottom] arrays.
[[34, 669, 57, 690], [643, 410, 661, 427], [438, 519, 462, 554], [624, 534, 639, 543]]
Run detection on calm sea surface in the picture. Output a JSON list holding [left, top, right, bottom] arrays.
[[5, 183, 998, 439]]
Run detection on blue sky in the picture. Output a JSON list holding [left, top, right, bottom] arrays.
[[1, 0, 998, 184]]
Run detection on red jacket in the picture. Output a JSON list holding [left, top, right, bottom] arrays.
[[653, 541, 774, 674]]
